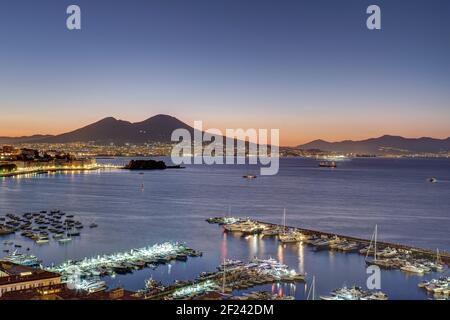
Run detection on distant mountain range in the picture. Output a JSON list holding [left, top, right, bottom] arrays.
[[298, 135, 450, 154], [1, 115, 449, 154], [0, 115, 194, 145]]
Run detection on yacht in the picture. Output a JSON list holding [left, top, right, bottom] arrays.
[[1, 251, 41, 267], [400, 264, 425, 274]]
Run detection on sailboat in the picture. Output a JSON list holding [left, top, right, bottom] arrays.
[[365, 225, 377, 263], [221, 258, 232, 295], [58, 222, 72, 244], [278, 209, 299, 243], [434, 249, 444, 272], [364, 225, 390, 268], [306, 276, 316, 300]]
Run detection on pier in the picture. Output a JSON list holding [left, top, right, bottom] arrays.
[[207, 217, 450, 266]]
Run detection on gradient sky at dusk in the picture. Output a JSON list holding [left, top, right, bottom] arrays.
[[0, 0, 449, 145]]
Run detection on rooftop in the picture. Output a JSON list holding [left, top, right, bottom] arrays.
[[0, 261, 60, 286]]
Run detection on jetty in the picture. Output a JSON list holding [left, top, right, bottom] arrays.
[[207, 217, 450, 267]]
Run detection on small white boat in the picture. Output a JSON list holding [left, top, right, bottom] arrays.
[[400, 264, 425, 274], [58, 237, 72, 244], [35, 238, 49, 245]]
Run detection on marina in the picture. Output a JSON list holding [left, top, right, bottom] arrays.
[[47, 242, 202, 287], [418, 277, 449, 298], [207, 216, 450, 269], [136, 257, 304, 300]]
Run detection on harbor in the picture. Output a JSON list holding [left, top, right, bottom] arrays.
[[207, 216, 450, 273], [136, 257, 305, 300], [1, 157, 449, 300], [47, 242, 202, 284]]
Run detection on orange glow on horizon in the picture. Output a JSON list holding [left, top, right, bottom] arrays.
[[1, 115, 450, 147]]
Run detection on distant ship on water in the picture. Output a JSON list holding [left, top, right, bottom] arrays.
[[318, 161, 337, 168]]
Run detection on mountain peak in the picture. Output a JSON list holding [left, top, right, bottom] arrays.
[[97, 116, 118, 123]]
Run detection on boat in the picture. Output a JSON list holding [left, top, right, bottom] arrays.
[[312, 239, 330, 251], [278, 209, 300, 243], [318, 161, 337, 168], [365, 224, 381, 266], [320, 286, 388, 300], [428, 177, 437, 183], [400, 264, 425, 275], [35, 237, 49, 245], [89, 223, 98, 228], [434, 249, 445, 272], [306, 276, 316, 300], [261, 228, 280, 237], [67, 230, 80, 236], [1, 251, 41, 267], [243, 175, 257, 179], [175, 253, 188, 261], [58, 235, 72, 244]]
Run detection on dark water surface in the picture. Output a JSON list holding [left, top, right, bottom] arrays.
[[1, 157, 449, 299]]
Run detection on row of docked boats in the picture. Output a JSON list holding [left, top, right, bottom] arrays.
[[233, 291, 295, 300], [151, 257, 305, 300], [319, 286, 388, 300], [418, 277, 449, 297], [363, 226, 445, 275], [223, 219, 267, 235], [208, 216, 447, 277], [0, 251, 42, 267], [71, 278, 108, 294], [206, 216, 243, 225], [48, 242, 202, 285]]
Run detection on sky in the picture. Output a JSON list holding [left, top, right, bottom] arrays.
[[0, 0, 449, 146]]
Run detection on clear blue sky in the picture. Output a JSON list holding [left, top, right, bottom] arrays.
[[0, 0, 449, 145]]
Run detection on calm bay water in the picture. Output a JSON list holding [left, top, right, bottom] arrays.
[[0, 157, 449, 300]]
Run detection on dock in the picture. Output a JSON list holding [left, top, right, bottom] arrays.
[[207, 217, 450, 267], [47, 242, 202, 284], [138, 258, 304, 300]]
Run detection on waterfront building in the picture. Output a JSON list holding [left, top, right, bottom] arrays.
[[0, 262, 61, 298]]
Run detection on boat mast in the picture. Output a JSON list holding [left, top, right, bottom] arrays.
[[283, 208, 286, 235], [307, 276, 315, 300], [222, 258, 226, 294], [374, 224, 378, 261], [365, 224, 377, 261]]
